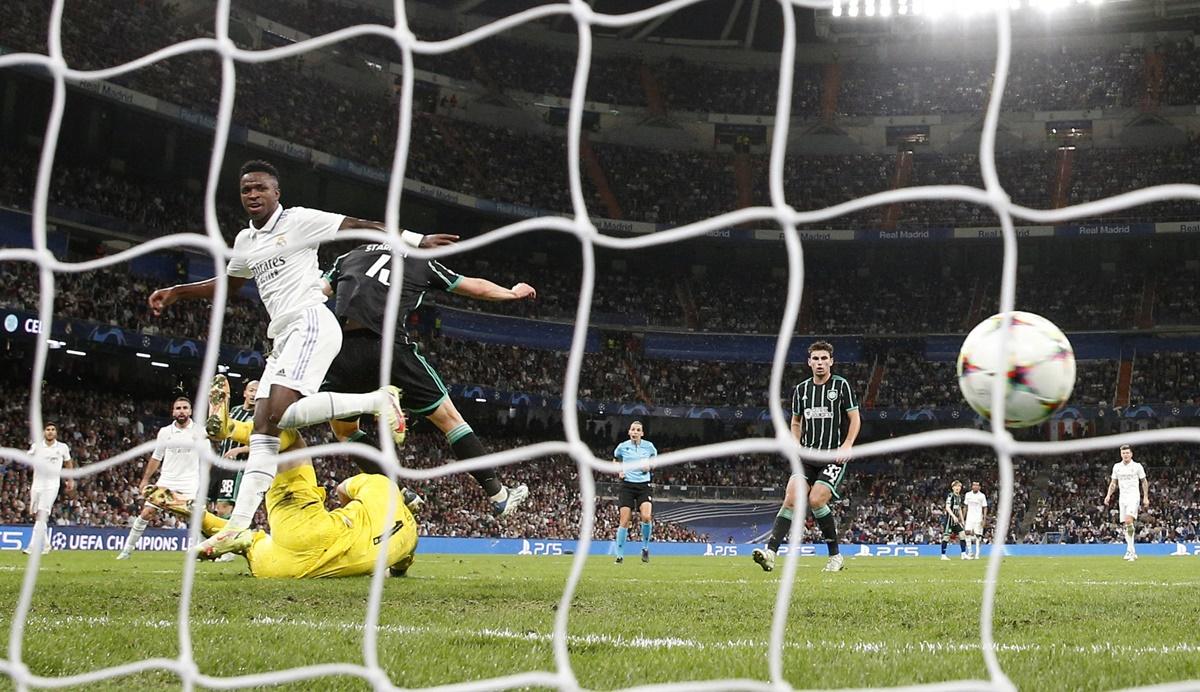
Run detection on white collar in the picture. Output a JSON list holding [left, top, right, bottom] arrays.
[[250, 204, 285, 234]]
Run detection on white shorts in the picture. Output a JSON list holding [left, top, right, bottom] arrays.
[[30, 485, 59, 514], [964, 519, 983, 535], [1118, 497, 1139, 520], [156, 477, 198, 501], [258, 307, 342, 399]]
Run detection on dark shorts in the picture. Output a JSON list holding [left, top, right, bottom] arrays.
[[323, 330, 449, 415], [617, 481, 652, 510], [943, 518, 964, 537], [208, 466, 241, 504], [799, 461, 848, 499]]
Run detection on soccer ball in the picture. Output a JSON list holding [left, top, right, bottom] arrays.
[[956, 311, 1076, 428]]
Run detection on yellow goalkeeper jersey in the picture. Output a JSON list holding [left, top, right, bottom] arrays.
[[247, 468, 417, 579]]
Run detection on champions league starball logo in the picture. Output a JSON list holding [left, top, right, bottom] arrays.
[[3, 314, 17, 333], [50, 531, 67, 550]]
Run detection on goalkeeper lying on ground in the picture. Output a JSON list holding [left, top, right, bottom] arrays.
[[146, 441, 417, 578]]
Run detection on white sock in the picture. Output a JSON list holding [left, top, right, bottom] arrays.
[[227, 434, 280, 529], [489, 487, 508, 503], [31, 516, 49, 551], [278, 391, 382, 430], [123, 517, 148, 553], [1125, 524, 1135, 551]]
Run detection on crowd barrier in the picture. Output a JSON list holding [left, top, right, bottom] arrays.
[[2, 526, 1195, 558]]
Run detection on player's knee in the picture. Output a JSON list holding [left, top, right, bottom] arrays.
[[428, 399, 464, 430]]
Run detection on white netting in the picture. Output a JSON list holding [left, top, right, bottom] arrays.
[[2, 0, 1200, 690]]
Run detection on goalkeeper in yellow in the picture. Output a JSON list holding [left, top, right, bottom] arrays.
[[146, 437, 417, 578]]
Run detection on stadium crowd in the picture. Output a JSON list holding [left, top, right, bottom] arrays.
[[0, 263, 267, 352], [2, 380, 1195, 546], [5, 4, 1200, 233], [39, 0, 1190, 118]]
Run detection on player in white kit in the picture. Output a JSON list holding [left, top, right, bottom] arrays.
[[1103, 444, 1148, 561], [147, 160, 457, 559], [25, 422, 73, 555], [962, 481, 988, 560], [118, 397, 203, 559]]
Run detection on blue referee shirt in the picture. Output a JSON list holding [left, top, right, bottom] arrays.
[[613, 439, 657, 484]]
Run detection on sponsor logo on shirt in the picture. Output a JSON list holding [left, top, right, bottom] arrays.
[[804, 406, 833, 420], [250, 256, 287, 282]]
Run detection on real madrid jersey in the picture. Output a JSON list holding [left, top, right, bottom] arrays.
[[27, 440, 71, 488], [227, 205, 344, 338], [964, 490, 988, 521], [153, 419, 203, 493], [791, 375, 858, 450], [1111, 461, 1145, 499]]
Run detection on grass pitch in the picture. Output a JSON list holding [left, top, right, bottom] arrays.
[[0, 552, 1197, 691]]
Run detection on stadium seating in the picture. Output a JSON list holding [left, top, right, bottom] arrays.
[[3, 379, 1195, 544]]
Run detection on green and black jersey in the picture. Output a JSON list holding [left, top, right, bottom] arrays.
[[944, 491, 965, 527], [790, 375, 859, 450], [218, 404, 255, 459], [323, 243, 462, 344]]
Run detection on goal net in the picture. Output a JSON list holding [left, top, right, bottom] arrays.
[[1, 0, 1197, 690]]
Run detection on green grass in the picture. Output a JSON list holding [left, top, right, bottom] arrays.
[[0, 552, 1197, 690]]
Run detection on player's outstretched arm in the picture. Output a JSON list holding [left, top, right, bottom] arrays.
[[338, 218, 459, 248], [452, 277, 537, 302], [147, 276, 249, 316]]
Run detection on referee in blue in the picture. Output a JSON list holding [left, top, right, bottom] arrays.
[[613, 421, 657, 564]]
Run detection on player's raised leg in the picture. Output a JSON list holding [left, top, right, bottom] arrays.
[[426, 398, 526, 516]]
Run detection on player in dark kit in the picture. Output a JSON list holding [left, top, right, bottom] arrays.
[[321, 242, 537, 517], [210, 379, 259, 520], [753, 341, 860, 573], [941, 480, 968, 560]]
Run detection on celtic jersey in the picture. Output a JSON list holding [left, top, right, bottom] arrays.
[[791, 375, 858, 450], [945, 491, 964, 523], [324, 243, 462, 343], [218, 404, 255, 459]]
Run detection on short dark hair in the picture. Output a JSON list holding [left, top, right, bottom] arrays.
[[43, 422, 57, 430], [1119, 444, 1131, 452], [239, 159, 280, 183], [173, 396, 192, 406], [808, 340, 834, 356]]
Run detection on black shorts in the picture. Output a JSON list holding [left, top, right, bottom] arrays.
[[323, 330, 449, 415], [799, 461, 848, 499], [617, 481, 652, 510], [208, 465, 241, 503], [943, 519, 964, 537]]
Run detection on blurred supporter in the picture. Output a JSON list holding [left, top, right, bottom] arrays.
[[0, 263, 267, 351], [2, 384, 1195, 544]]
